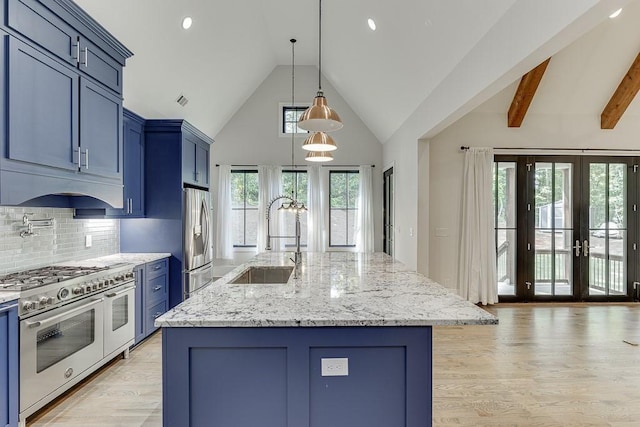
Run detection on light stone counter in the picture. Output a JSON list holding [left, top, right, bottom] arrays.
[[156, 252, 497, 328], [0, 291, 19, 304], [57, 253, 171, 268]]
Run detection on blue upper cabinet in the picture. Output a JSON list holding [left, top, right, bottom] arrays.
[[146, 120, 213, 190], [7, 36, 79, 172], [79, 77, 122, 180], [0, 0, 132, 207], [74, 108, 145, 218]]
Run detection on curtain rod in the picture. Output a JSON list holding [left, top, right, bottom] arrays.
[[215, 164, 375, 168], [460, 146, 640, 153]]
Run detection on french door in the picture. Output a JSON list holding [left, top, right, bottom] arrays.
[[495, 156, 638, 302]]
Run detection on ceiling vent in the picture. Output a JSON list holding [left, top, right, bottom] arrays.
[[176, 94, 189, 107]]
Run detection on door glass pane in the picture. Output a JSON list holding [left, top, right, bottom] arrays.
[[494, 162, 516, 295], [112, 295, 129, 331], [37, 309, 95, 372], [588, 163, 627, 296], [534, 163, 573, 296]]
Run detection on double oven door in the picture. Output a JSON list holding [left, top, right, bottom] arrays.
[[19, 281, 135, 415]]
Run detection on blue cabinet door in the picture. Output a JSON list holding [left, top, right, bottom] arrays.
[[78, 36, 122, 94], [7, 36, 78, 172], [181, 136, 196, 185], [134, 265, 145, 345], [0, 301, 18, 427], [124, 114, 144, 217], [79, 77, 123, 180], [195, 143, 209, 187]]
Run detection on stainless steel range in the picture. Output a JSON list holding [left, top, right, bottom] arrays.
[[0, 263, 136, 426]]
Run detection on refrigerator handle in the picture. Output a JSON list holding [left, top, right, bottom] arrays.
[[201, 198, 210, 257]]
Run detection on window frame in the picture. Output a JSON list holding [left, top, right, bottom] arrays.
[[329, 170, 359, 248], [231, 169, 259, 248], [279, 103, 310, 137]]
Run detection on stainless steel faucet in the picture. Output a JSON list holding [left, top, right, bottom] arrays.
[[266, 195, 305, 274]]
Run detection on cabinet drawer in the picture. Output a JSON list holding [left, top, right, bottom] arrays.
[[145, 299, 167, 336], [6, 0, 77, 65], [146, 274, 167, 306], [145, 258, 168, 279], [78, 36, 122, 93]]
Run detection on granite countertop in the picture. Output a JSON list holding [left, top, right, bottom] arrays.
[[57, 253, 171, 268], [156, 252, 498, 328], [0, 292, 19, 304]]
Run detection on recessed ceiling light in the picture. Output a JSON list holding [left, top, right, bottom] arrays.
[[609, 8, 622, 18], [182, 16, 193, 29], [367, 18, 376, 31]]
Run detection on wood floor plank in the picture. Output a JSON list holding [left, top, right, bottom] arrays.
[[27, 304, 640, 426]]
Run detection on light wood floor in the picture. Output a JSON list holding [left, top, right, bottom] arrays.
[[28, 304, 640, 426]]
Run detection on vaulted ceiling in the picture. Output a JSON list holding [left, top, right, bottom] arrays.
[[74, 0, 633, 143]]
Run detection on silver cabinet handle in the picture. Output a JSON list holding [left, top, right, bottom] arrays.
[[525, 281, 532, 290], [583, 240, 589, 257], [80, 149, 89, 169], [153, 286, 162, 292], [573, 240, 581, 256], [82, 46, 89, 67], [153, 312, 163, 319], [154, 265, 162, 270], [73, 42, 80, 63]]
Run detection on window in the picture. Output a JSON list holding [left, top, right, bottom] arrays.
[[329, 171, 359, 247], [282, 106, 309, 134], [282, 170, 308, 247], [231, 170, 258, 247]]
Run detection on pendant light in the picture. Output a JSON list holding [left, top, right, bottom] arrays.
[[299, 0, 343, 134], [305, 151, 334, 162]]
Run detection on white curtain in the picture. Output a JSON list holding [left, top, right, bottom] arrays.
[[307, 165, 327, 252], [356, 165, 375, 253], [257, 165, 282, 252], [215, 165, 234, 259], [458, 148, 498, 305]]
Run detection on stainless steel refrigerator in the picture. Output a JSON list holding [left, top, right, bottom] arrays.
[[183, 187, 213, 299]]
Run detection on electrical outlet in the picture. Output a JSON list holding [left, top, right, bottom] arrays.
[[321, 358, 349, 377], [85, 235, 92, 248]]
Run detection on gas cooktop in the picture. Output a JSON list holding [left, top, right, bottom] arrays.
[[0, 265, 110, 291]]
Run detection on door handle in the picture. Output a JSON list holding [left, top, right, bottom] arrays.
[[573, 240, 581, 256], [583, 240, 589, 257], [525, 281, 532, 290]]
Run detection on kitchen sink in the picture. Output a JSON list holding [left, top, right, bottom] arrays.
[[229, 266, 294, 284]]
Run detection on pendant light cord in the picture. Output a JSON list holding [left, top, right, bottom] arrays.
[[318, 0, 322, 92], [290, 38, 296, 199]]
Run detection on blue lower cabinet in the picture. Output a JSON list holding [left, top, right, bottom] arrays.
[[0, 301, 18, 427], [162, 326, 432, 427], [133, 258, 169, 346]]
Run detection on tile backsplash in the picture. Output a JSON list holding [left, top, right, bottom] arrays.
[[0, 207, 119, 275]]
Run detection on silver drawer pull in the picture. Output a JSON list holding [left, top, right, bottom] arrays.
[[153, 286, 162, 292], [153, 312, 163, 319], [154, 265, 162, 270]]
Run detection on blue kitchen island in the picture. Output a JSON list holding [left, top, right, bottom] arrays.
[[156, 252, 497, 427]]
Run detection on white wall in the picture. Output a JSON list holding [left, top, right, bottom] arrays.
[[427, 111, 640, 291], [211, 65, 384, 257]]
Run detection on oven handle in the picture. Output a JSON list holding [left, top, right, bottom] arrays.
[[105, 285, 136, 298], [25, 298, 104, 329]]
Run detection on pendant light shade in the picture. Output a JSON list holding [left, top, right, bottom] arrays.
[[301, 131, 337, 152], [298, 91, 343, 132], [305, 151, 334, 162], [299, 0, 343, 135]]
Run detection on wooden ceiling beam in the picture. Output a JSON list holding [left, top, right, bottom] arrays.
[[507, 58, 551, 128], [601, 52, 640, 129]]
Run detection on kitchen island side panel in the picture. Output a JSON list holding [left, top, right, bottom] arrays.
[[162, 326, 432, 427]]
